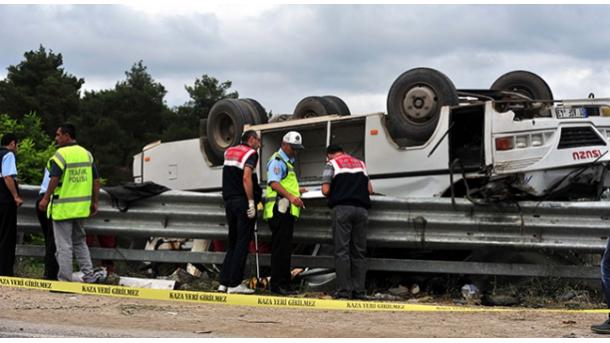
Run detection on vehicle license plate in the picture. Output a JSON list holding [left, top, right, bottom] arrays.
[[556, 107, 587, 119]]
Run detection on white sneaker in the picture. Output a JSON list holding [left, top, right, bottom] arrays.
[[217, 284, 227, 292], [227, 284, 255, 294]]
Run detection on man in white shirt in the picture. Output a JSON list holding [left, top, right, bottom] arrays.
[[0, 133, 23, 276]]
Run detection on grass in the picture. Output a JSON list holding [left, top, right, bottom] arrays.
[[15, 257, 45, 279]]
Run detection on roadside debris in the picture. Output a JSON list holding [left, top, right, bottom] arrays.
[[119, 276, 175, 290], [461, 284, 481, 304], [388, 285, 409, 297]]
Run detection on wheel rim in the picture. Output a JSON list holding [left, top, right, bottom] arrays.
[[212, 112, 235, 149], [401, 85, 438, 123]]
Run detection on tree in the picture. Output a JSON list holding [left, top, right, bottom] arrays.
[[0, 45, 84, 135], [161, 75, 238, 141], [0, 112, 55, 185], [184, 74, 238, 118], [76, 61, 172, 184]]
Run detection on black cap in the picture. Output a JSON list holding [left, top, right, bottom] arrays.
[[326, 144, 343, 154]]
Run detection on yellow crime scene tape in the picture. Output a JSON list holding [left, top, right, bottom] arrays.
[[1, 275, 609, 314]]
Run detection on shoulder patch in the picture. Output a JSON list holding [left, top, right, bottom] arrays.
[[273, 165, 281, 175]]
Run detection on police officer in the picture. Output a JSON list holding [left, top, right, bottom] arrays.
[[264, 131, 305, 295], [322, 144, 372, 299], [38, 124, 102, 283], [0, 133, 23, 276], [592, 238, 610, 334], [36, 167, 59, 280], [218, 130, 262, 294]]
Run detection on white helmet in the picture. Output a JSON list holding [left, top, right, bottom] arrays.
[[282, 131, 304, 150]]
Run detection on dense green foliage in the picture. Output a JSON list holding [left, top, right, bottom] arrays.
[[162, 75, 239, 141], [75, 61, 172, 184], [0, 46, 239, 185], [0, 46, 84, 136], [0, 112, 55, 185]]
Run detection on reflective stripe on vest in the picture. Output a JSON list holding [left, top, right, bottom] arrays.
[[47, 145, 94, 220], [329, 154, 368, 178], [263, 152, 300, 220], [223, 145, 256, 170]]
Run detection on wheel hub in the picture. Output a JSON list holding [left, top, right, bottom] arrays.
[[402, 86, 437, 122], [215, 113, 234, 149]]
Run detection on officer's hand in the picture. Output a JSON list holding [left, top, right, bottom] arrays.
[[14, 196, 23, 208], [90, 201, 98, 217], [299, 187, 308, 194], [290, 195, 304, 208], [38, 197, 48, 212], [247, 200, 256, 219]]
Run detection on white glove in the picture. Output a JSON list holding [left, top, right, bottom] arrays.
[[247, 200, 256, 219]]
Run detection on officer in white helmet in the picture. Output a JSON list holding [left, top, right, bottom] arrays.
[[263, 131, 306, 296]]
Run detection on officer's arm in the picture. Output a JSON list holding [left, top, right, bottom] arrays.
[[93, 178, 100, 205], [270, 181, 304, 208], [368, 180, 373, 194], [38, 176, 60, 211], [3, 176, 22, 206], [267, 159, 292, 200], [243, 166, 254, 201], [270, 181, 293, 200], [2, 154, 22, 206], [321, 163, 333, 197], [90, 178, 100, 216], [43, 177, 59, 201]]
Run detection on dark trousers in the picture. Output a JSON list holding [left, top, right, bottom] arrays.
[[268, 205, 295, 290], [36, 195, 59, 280], [601, 237, 610, 316], [86, 234, 117, 272], [219, 197, 255, 287], [332, 205, 368, 294], [0, 202, 17, 276]]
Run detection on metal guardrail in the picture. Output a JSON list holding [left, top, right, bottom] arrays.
[[15, 185, 610, 279]]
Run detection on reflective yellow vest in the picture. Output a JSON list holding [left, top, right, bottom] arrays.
[[47, 145, 94, 220], [263, 152, 301, 220]]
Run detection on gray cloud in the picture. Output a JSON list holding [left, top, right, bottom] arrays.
[[2, 4, 610, 115]]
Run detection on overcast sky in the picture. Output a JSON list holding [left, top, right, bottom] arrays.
[[2, 4, 610, 115]]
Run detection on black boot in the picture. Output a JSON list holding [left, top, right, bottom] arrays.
[[591, 318, 610, 334]]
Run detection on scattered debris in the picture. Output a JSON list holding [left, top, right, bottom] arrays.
[[194, 330, 213, 334], [410, 284, 420, 295], [461, 284, 480, 302], [559, 290, 578, 301], [119, 276, 175, 290], [370, 293, 403, 301], [161, 268, 214, 291], [408, 296, 434, 304], [482, 294, 520, 307], [452, 298, 466, 305], [388, 285, 409, 297]]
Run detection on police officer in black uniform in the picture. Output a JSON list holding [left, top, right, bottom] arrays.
[[218, 130, 262, 294], [322, 144, 372, 299], [0, 133, 23, 276]]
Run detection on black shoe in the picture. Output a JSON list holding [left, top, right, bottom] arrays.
[[271, 287, 298, 296], [592, 319, 610, 334], [333, 290, 352, 299], [352, 291, 369, 300]]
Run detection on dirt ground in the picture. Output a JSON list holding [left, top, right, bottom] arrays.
[[0, 286, 608, 338]]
